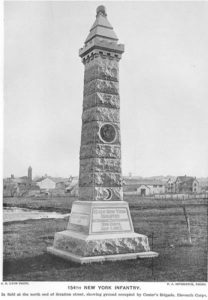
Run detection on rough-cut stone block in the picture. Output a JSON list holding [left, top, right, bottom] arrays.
[[81, 121, 120, 145], [79, 186, 123, 201], [79, 172, 122, 187], [83, 93, 120, 110], [84, 79, 119, 96], [82, 107, 119, 124], [84, 56, 119, 83], [80, 144, 121, 159], [80, 158, 121, 173], [52, 231, 150, 257]]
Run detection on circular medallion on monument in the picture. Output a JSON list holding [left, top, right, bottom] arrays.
[[99, 123, 117, 143]]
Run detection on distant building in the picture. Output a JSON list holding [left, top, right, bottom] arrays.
[[166, 175, 199, 194], [3, 166, 36, 197], [36, 177, 56, 190], [3, 167, 77, 197], [35, 176, 71, 193], [198, 178, 208, 192], [166, 178, 176, 193], [175, 176, 199, 193], [123, 179, 165, 196], [3, 177, 18, 197]]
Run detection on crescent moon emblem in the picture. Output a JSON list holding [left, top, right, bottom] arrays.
[[104, 188, 112, 200]]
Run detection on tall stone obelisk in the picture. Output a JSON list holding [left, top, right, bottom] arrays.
[[47, 6, 158, 263]]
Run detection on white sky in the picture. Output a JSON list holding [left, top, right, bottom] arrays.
[[3, 1, 208, 178]]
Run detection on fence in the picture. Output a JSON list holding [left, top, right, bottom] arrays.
[[152, 193, 208, 200], [124, 192, 208, 200]]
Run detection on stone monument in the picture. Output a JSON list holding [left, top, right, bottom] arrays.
[[47, 5, 158, 263]]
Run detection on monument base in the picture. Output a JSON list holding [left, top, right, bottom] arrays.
[[47, 200, 158, 263], [47, 246, 158, 264]]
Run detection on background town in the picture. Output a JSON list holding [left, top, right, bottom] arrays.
[[3, 166, 208, 198]]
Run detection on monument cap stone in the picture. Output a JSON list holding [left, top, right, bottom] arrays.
[[85, 6, 118, 44]]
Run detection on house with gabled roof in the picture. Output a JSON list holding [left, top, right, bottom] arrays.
[[166, 175, 199, 194], [166, 177, 177, 193], [174, 175, 199, 193]]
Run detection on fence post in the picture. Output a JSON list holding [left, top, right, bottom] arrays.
[[182, 204, 192, 244], [151, 232, 154, 280]]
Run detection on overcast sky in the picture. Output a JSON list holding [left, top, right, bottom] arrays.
[[4, 1, 208, 178]]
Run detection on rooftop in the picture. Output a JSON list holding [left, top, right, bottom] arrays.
[[176, 176, 197, 183]]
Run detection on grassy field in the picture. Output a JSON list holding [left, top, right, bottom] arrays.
[[3, 196, 207, 281]]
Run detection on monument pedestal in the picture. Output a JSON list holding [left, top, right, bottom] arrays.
[[47, 201, 158, 263]]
